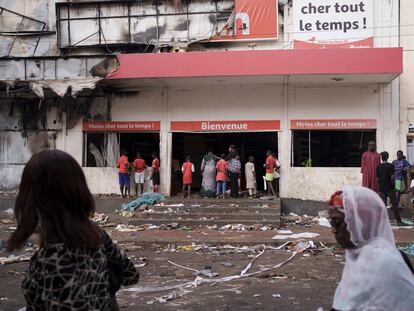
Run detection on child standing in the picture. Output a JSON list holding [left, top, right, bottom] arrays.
[[182, 156, 195, 198], [245, 156, 257, 197], [216, 154, 228, 199], [150, 151, 160, 193], [117, 149, 130, 198], [133, 152, 147, 196]]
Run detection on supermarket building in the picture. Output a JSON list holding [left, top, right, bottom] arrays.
[[0, 0, 407, 201]]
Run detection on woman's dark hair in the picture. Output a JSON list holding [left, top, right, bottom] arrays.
[[7, 150, 101, 251]]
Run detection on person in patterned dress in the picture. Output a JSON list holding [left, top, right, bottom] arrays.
[[7, 150, 139, 311]]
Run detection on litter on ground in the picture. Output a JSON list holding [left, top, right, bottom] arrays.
[[272, 232, 320, 240]]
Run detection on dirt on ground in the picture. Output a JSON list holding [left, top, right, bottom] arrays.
[[0, 198, 413, 311]]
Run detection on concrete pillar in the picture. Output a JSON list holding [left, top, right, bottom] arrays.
[[160, 88, 172, 195], [279, 79, 291, 198], [377, 81, 401, 156]]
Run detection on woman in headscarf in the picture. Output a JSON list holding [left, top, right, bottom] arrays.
[[200, 149, 217, 198], [328, 186, 414, 311]]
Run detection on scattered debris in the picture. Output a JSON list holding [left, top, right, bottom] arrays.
[[317, 217, 331, 228], [168, 222, 179, 229], [272, 232, 320, 240], [221, 262, 235, 267], [92, 213, 109, 225], [115, 224, 137, 232], [194, 267, 219, 278], [115, 210, 135, 218], [277, 229, 293, 235], [3, 208, 13, 215], [7, 270, 26, 276], [0, 219, 14, 225], [157, 203, 184, 207], [0, 255, 31, 265], [176, 245, 193, 251], [219, 223, 276, 231], [125, 245, 297, 303], [137, 205, 149, 212], [146, 288, 191, 305], [272, 294, 282, 298]]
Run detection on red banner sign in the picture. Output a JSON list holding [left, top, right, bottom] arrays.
[[83, 121, 160, 132], [171, 120, 281, 132], [290, 119, 377, 130], [212, 0, 278, 41]]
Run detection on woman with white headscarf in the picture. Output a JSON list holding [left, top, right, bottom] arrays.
[[327, 186, 414, 311]]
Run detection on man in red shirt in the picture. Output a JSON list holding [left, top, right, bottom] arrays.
[[264, 150, 277, 198], [133, 152, 147, 196], [150, 151, 160, 193], [117, 149, 130, 197]]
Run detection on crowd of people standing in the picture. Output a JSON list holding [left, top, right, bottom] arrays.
[[116, 146, 281, 199], [174, 145, 281, 199], [361, 140, 413, 226]]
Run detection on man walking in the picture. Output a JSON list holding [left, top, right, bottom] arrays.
[[376, 151, 404, 225], [361, 141, 381, 192]]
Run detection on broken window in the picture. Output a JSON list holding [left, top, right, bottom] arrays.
[[56, 0, 235, 48], [83, 132, 159, 168], [292, 130, 376, 167]]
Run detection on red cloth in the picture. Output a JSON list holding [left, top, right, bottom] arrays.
[[216, 159, 228, 182], [361, 151, 381, 193], [182, 162, 194, 185], [117, 156, 129, 173], [266, 155, 276, 174], [152, 158, 160, 171], [133, 159, 146, 173]]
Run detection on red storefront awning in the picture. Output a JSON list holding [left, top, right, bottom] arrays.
[[106, 48, 402, 86]]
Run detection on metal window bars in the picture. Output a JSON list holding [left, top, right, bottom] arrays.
[[56, 0, 234, 49], [0, 6, 49, 56]]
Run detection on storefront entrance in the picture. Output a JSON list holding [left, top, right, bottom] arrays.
[[171, 132, 278, 194]]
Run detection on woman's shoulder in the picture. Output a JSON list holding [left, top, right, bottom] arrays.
[[34, 243, 105, 265], [358, 242, 409, 272]]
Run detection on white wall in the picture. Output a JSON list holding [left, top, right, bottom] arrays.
[[400, 0, 414, 154], [72, 83, 383, 201], [280, 84, 379, 200]]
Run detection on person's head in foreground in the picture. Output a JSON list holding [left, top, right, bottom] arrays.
[[266, 150, 272, 157], [7, 150, 139, 310], [327, 186, 414, 311], [397, 150, 404, 161], [7, 149, 99, 251], [367, 140, 376, 152]]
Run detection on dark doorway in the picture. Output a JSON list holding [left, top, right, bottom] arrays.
[[119, 132, 160, 165], [172, 132, 278, 193]]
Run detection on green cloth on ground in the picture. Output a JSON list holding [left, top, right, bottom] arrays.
[[121, 192, 165, 210], [399, 244, 414, 256]]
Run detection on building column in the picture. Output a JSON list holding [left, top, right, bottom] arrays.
[[377, 81, 400, 155], [279, 79, 291, 199], [160, 88, 172, 195]]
